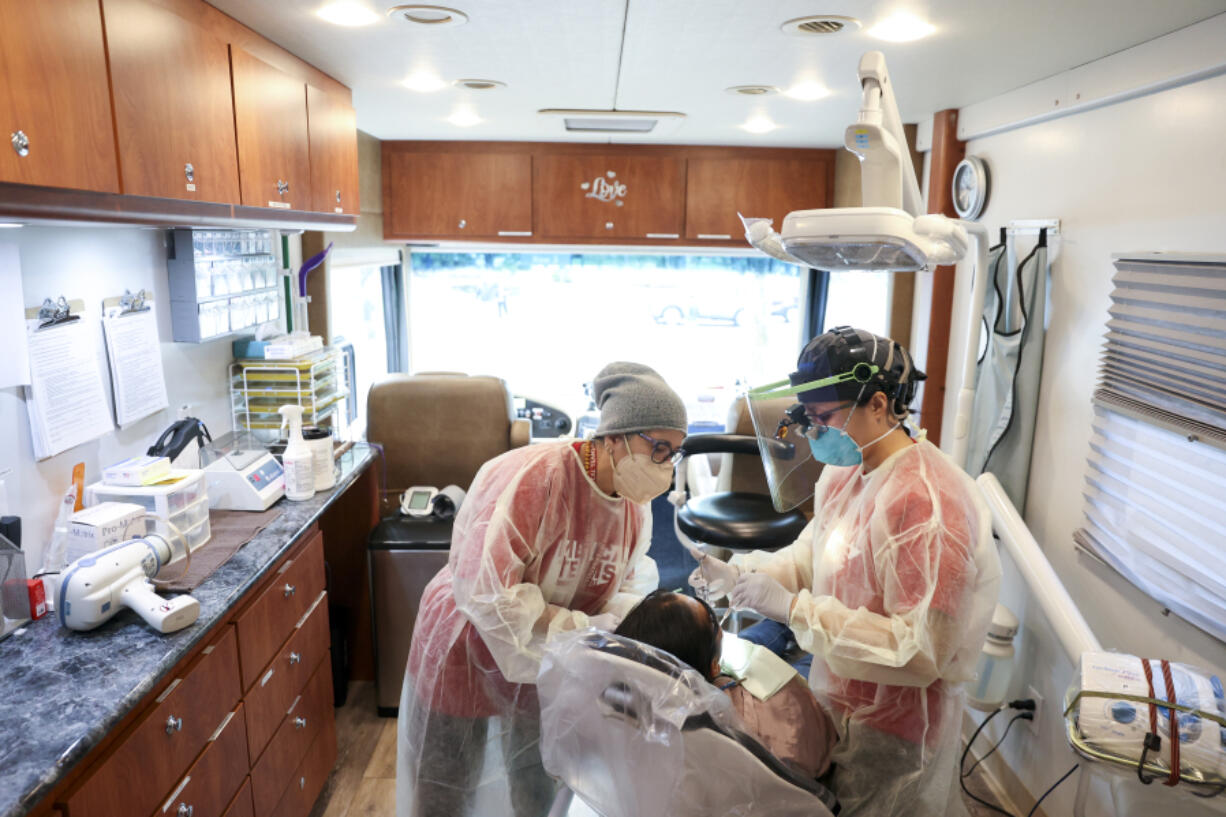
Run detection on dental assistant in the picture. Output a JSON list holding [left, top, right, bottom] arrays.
[[692, 327, 1001, 817], [397, 361, 687, 817]]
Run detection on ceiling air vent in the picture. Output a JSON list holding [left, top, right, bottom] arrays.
[[780, 15, 861, 36], [539, 109, 686, 135], [454, 79, 505, 91]]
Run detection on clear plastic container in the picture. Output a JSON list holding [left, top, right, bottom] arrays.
[[86, 470, 206, 516]]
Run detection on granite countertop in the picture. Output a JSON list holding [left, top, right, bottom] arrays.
[[0, 443, 378, 817]]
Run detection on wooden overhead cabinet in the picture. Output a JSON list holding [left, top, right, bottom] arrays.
[[231, 47, 312, 211], [0, 0, 119, 192], [534, 153, 685, 240], [384, 148, 532, 238], [102, 0, 241, 203], [684, 155, 833, 241], [307, 85, 360, 214]]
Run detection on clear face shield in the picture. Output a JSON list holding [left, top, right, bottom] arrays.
[[746, 362, 880, 512]]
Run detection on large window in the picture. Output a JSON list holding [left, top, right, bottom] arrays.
[[406, 251, 890, 429]]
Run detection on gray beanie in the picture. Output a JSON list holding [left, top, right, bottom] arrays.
[[592, 362, 687, 437]]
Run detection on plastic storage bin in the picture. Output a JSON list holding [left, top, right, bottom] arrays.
[[85, 470, 208, 527]]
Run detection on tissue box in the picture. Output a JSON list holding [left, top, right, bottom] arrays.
[[68, 502, 145, 563], [103, 455, 171, 486]]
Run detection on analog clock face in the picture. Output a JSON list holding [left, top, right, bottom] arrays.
[[952, 157, 988, 220]]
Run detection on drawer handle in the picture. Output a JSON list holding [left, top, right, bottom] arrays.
[[184, 162, 195, 182], [283, 583, 296, 598], [166, 715, 183, 734], [11, 130, 29, 157], [294, 716, 307, 730], [335, 189, 342, 204], [289, 651, 302, 665], [457, 219, 467, 229], [178, 804, 194, 817], [277, 179, 289, 196]]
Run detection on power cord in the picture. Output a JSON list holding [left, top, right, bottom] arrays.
[[963, 712, 1033, 779], [960, 699, 1037, 817], [1026, 764, 1079, 817]]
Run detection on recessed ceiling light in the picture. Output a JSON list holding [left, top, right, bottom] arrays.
[[387, 4, 468, 27], [453, 78, 505, 91], [316, 1, 380, 26], [447, 107, 482, 127], [740, 114, 778, 134], [867, 11, 936, 42], [780, 15, 861, 36], [0, 222, 23, 229], [784, 81, 831, 102], [402, 71, 446, 92], [725, 85, 780, 97]]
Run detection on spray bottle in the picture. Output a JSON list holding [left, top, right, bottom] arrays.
[[278, 405, 315, 501]]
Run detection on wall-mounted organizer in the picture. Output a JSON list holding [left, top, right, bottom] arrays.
[[167, 228, 282, 342], [230, 347, 349, 440]]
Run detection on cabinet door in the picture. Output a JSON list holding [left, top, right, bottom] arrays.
[[385, 150, 532, 238], [534, 154, 684, 239], [232, 47, 312, 210], [306, 85, 359, 214], [0, 0, 118, 192], [684, 156, 831, 240], [103, 0, 240, 203]]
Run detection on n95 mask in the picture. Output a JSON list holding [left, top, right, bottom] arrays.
[[609, 435, 673, 503]]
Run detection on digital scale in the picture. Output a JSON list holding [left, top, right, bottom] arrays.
[[200, 431, 285, 511]]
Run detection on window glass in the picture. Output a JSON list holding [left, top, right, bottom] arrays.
[[405, 252, 887, 432], [826, 271, 892, 338], [329, 264, 389, 436]]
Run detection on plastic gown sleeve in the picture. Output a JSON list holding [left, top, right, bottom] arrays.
[[729, 516, 819, 593], [600, 508, 658, 620], [452, 458, 613, 685]]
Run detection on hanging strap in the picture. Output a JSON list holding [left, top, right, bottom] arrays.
[[1138, 657, 1182, 787], [1159, 658, 1181, 786]]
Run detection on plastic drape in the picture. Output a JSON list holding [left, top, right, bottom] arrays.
[[396, 442, 657, 817], [734, 438, 1002, 816], [538, 630, 839, 817]]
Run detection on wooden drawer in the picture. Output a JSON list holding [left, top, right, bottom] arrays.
[[270, 717, 337, 817], [245, 592, 330, 763], [236, 532, 325, 691], [156, 704, 250, 817], [250, 658, 334, 817], [222, 779, 254, 817], [68, 627, 241, 817]]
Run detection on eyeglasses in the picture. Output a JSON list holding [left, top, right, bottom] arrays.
[[637, 432, 685, 465], [802, 400, 856, 435]]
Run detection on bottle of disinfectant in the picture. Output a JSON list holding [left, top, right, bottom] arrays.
[[278, 405, 315, 501]]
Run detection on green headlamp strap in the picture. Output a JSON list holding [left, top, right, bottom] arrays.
[[749, 362, 881, 401]]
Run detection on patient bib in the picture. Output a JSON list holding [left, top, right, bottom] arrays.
[[719, 632, 798, 701]]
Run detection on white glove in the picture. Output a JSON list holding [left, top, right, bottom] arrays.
[[588, 612, 620, 632], [683, 542, 740, 599], [730, 573, 797, 624]]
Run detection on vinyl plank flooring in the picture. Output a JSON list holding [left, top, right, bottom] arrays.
[[363, 720, 397, 780], [345, 778, 397, 817]]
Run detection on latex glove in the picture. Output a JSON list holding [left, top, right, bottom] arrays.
[[730, 572, 797, 624], [683, 542, 740, 599], [588, 612, 620, 632]]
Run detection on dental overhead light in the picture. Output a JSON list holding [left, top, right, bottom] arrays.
[[745, 51, 992, 468]]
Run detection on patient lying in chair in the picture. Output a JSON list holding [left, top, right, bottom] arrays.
[[615, 590, 838, 780]]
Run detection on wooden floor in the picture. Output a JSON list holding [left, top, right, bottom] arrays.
[[310, 681, 397, 817]]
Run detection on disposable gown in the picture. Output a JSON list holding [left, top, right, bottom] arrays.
[[735, 438, 1001, 817], [396, 441, 658, 817]]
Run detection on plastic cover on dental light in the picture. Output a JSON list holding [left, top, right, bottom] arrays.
[[1065, 652, 1226, 803], [537, 630, 838, 817], [744, 388, 824, 513], [781, 207, 929, 271]]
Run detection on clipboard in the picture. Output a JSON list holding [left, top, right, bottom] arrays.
[[25, 296, 84, 331], [102, 289, 152, 318]]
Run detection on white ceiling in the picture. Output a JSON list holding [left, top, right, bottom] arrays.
[[207, 1, 1226, 147]]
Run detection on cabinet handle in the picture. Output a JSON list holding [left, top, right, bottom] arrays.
[[299, 776, 307, 790], [165, 715, 183, 734], [289, 651, 302, 665], [184, 162, 194, 182], [604, 222, 614, 230], [277, 179, 289, 196], [283, 583, 296, 598], [335, 189, 341, 204], [294, 716, 307, 730], [11, 130, 29, 157], [457, 219, 467, 229], [177, 804, 194, 817]]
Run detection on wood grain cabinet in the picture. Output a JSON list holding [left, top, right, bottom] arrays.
[[231, 47, 312, 211], [684, 155, 833, 241], [534, 153, 685, 240], [306, 85, 360, 214], [384, 148, 532, 238], [0, 0, 119, 192], [102, 0, 240, 204]]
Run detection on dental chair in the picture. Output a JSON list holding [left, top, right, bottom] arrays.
[[538, 630, 839, 817]]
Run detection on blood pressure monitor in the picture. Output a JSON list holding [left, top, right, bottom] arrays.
[[400, 486, 439, 517]]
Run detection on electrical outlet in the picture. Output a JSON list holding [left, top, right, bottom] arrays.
[[1026, 685, 1043, 736]]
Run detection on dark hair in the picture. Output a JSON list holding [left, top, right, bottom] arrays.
[[614, 589, 720, 680]]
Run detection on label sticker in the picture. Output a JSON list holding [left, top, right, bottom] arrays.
[[268, 201, 291, 209], [185, 183, 196, 192]]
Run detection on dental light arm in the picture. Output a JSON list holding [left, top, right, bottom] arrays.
[[846, 51, 925, 216]]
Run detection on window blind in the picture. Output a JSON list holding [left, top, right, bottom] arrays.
[[1076, 255, 1226, 642]]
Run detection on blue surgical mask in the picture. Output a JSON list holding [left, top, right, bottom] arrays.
[[806, 405, 900, 467]]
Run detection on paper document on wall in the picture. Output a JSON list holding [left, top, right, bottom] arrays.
[[0, 245, 31, 388], [24, 316, 115, 460], [102, 303, 168, 427]]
